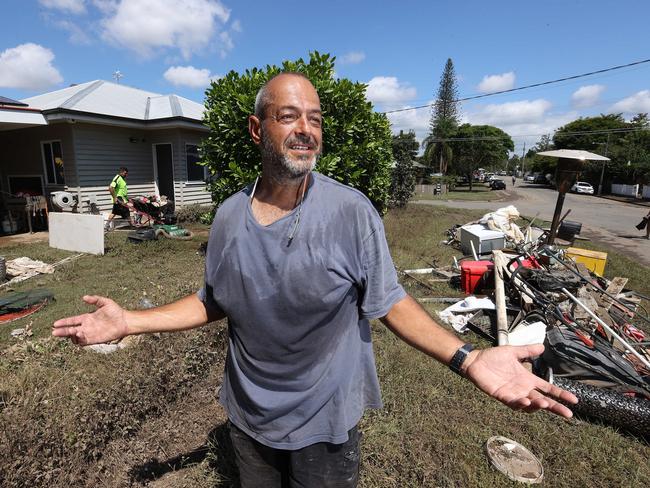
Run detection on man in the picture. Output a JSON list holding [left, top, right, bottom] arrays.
[[53, 73, 577, 487], [106, 166, 129, 230], [512, 174, 516, 186]]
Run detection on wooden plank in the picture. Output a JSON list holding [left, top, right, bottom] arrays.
[[596, 277, 628, 310]]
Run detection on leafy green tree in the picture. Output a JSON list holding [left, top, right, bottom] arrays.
[[552, 114, 650, 187], [449, 124, 514, 190], [422, 58, 460, 174], [389, 130, 418, 207], [201, 52, 393, 213]]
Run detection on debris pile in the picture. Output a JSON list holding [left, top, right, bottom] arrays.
[[411, 207, 650, 437]]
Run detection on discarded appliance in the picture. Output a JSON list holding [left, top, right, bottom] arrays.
[[460, 225, 505, 256]]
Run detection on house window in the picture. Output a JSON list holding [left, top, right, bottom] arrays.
[[186, 144, 205, 181], [42, 141, 65, 185]]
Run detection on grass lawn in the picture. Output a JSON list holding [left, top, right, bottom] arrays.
[[414, 184, 506, 202], [0, 209, 648, 487]]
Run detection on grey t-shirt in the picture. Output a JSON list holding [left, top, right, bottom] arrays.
[[199, 172, 405, 450]]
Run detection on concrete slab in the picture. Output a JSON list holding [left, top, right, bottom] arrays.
[[49, 213, 104, 255]]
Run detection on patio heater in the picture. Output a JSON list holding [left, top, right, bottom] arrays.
[[537, 149, 610, 245]]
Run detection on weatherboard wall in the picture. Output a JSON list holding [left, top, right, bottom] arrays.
[[70, 123, 211, 212]]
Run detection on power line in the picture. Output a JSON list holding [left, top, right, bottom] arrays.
[[426, 126, 649, 143], [382, 58, 650, 115]]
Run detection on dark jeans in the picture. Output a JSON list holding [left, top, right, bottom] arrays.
[[229, 422, 361, 488]]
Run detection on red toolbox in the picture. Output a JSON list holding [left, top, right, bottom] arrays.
[[460, 260, 494, 294]]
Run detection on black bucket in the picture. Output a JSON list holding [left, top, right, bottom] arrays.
[[557, 220, 582, 241]]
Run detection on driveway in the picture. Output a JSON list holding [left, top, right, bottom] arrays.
[[416, 182, 650, 266]]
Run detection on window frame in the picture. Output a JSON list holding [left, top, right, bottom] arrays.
[[41, 139, 65, 185], [185, 143, 206, 183]]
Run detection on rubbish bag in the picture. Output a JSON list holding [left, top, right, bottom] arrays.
[[635, 217, 648, 231]]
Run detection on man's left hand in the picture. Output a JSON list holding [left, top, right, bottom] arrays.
[[463, 344, 578, 418]]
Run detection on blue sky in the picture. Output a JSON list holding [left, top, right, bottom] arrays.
[[1, 0, 649, 152]]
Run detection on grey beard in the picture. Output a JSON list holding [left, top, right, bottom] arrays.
[[261, 133, 319, 184]]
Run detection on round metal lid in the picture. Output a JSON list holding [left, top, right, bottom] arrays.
[[485, 435, 544, 484]]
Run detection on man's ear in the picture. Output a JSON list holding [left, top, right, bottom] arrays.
[[249, 115, 262, 145]]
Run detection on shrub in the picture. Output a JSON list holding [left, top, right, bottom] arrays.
[[175, 203, 214, 224], [201, 51, 393, 214]]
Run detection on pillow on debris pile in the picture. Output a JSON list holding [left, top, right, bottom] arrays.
[[479, 205, 525, 243]]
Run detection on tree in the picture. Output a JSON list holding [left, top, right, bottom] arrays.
[[449, 124, 514, 191], [389, 130, 418, 207], [422, 58, 460, 174], [201, 52, 393, 213], [553, 114, 640, 187]]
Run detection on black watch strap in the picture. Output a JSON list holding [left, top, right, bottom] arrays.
[[449, 343, 475, 376]]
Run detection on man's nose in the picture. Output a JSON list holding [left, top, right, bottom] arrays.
[[293, 114, 312, 135]]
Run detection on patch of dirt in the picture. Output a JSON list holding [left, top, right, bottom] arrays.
[[87, 368, 233, 487], [0, 231, 49, 248]]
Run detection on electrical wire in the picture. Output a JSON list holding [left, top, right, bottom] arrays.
[[381, 58, 650, 115]]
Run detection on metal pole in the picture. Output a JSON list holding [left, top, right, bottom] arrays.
[[561, 287, 650, 370], [546, 191, 566, 245], [597, 133, 610, 196]]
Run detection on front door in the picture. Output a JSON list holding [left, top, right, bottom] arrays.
[[154, 144, 174, 200]]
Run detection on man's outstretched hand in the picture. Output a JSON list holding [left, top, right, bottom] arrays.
[[52, 295, 129, 346], [463, 344, 578, 418]]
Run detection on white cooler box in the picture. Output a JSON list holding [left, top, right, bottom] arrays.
[[460, 224, 505, 256]]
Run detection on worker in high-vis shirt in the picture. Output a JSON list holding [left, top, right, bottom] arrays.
[[106, 167, 129, 231]]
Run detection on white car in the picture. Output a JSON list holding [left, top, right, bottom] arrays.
[[571, 181, 594, 194]]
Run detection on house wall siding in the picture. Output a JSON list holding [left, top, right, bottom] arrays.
[[71, 123, 211, 212]]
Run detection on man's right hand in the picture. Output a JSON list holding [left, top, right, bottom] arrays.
[[52, 295, 129, 346]]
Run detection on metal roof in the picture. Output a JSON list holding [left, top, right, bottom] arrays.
[[20, 80, 205, 123], [537, 149, 610, 161], [0, 107, 47, 131], [0, 95, 27, 107]]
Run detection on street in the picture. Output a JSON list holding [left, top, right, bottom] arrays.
[[416, 181, 650, 266]]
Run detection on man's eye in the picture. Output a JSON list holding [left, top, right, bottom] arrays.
[[309, 117, 322, 127], [279, 114, 298, 123]]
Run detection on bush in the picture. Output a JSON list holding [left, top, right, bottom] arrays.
[[175, 203, 214, 224], [201, 51, 393, 214]]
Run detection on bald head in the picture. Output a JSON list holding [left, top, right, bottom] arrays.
[[254, 72, 319, 119]]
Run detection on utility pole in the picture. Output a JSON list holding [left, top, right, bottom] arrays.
[[597, 132, 610, 196], [520, 142, 526, 177]]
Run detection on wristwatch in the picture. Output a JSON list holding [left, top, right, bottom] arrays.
[[449, 343, 475, 376]]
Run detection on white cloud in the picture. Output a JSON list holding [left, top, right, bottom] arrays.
[[101, 0, 231, 59], [386, 104, 431, 143], [366, 76, 416, 107], [164, 65, 219, 88], [39, 0, 86, 14], [470, 99, 552, 126], [231, 19, 242, 32], [55, 19, 92, 44], [340, 51, 365, 65], [91, 0, 118, 14], [0, 43, 63, 91], [571, 84, 605, 108], [465, 99, 576, 151], [477, 71, 515, 94], [609, 90, 650, 114]]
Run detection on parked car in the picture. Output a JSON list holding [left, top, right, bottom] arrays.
[[498, 170, 507, 176], [571, 181, 595, 194], [524, 173, 536, 183], [533, 174, 548, 184], [490, 179, 506, 190]]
